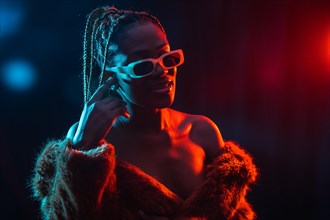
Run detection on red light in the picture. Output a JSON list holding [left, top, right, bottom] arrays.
[[327, 28, 330, 73]]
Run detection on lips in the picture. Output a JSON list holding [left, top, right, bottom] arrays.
[[148, 80, 173, 93], [148, 78, 172, 89]]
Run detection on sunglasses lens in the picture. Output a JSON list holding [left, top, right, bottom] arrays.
[[133, 61, 154, 76], [163, 52, 182, 68]]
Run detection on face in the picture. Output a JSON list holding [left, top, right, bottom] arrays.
[[109, 22, 177, 109]]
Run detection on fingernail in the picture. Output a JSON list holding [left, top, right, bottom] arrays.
[[124, 110, 130, 118]]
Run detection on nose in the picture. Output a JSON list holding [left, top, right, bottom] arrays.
[[152, 63, 168, 77]]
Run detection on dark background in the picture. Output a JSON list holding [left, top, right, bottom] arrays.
[[1, 0, 329, 219]]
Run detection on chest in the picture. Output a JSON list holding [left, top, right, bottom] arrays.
[[108, 131, 206, 198]]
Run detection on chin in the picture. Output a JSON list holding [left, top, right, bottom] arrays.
[[150, 93, 175, 109], [153, 98, 174, 109], [137, 89, 176, 109]]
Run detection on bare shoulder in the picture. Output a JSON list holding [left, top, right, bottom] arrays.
[[167, 108, 225, 161]]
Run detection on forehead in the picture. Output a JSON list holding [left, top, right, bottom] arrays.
[[115, 22, 169, 56]]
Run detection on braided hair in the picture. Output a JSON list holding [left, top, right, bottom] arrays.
[[82, 6, 166, 104]]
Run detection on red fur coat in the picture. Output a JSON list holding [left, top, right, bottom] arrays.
[[31, 139, 258, 219]]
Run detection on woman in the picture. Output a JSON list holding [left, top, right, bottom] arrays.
[[31, 6, 258, 220]]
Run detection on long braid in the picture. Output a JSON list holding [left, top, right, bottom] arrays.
[[82, 6, 166, 104], [99, 14, 127, 87], [83, 7, 124, 103], [82, 8, 104, 104], [87, 17, 104, 102]]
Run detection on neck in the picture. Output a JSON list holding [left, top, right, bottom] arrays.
[[113, 103, 171, 133]]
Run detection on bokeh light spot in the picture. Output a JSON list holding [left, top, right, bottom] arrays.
[[1, 59, 37, 92], [0, 1, 24, 38]]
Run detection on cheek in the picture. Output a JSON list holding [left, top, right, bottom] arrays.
[[168, 68, 178, 80], [116, 76, 147, 102], [114, 71, 130, 82]]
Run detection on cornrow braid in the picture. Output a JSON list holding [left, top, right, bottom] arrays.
[[82, 6, 167, 104]]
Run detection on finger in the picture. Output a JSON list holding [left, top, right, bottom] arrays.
[[108, 101, 127, 111], [95, 98, 127, 113], [88, 77, 116, 104], [116, 86, 126, 100], [98, 98, 126, 109], [112, 106, 130, 119], [108, 87, 123, 100], [101, 96, 126, 105]]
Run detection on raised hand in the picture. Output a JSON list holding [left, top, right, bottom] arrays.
[[67, 77, 130, 150]]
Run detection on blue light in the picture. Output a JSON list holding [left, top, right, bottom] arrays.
[[0, 1, 24, 38], [1, 59, 37, 92]]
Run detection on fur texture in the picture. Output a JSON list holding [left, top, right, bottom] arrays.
[[31, 139, 258, 219]]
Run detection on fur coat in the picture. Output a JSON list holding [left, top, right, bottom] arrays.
[[31, 139, 258, 220]]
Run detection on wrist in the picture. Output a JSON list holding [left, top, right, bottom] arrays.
[[70, 137, 103, 150]]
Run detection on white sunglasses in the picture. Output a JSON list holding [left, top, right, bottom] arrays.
[[107, 49, 184, 78]]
